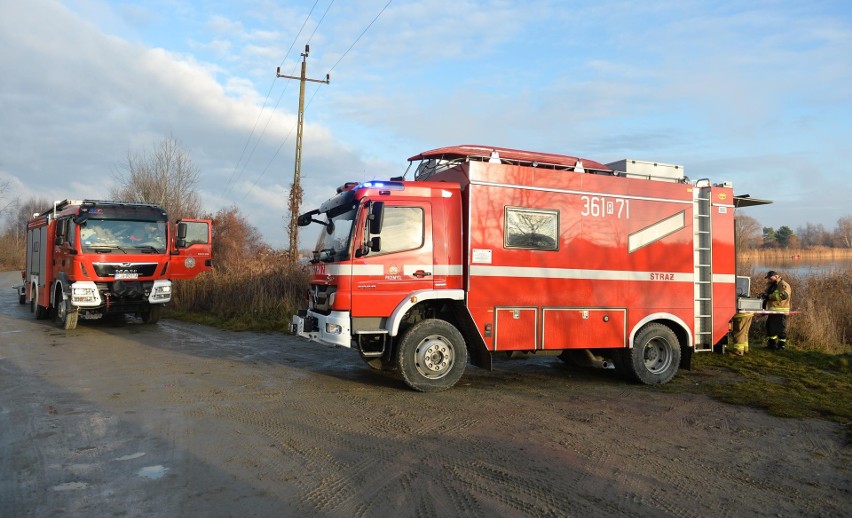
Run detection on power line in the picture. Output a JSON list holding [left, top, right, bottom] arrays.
[[221, 0, 321, 199], [327, 0, 393, 75], [230, 1, 336, 202], [238, 0, 394, 207]]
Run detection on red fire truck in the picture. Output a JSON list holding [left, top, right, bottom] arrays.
[[291, 145, 768, 391], [24, 199, 213, 329]]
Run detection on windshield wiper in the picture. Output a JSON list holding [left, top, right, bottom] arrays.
[[89, 245, 128, 254], [135, 245, 162, 254]]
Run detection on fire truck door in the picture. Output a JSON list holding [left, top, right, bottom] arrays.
[[351, 202, 433, 318], [169, 219, 213, 280]]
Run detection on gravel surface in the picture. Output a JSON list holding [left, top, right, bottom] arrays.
[[1, 271, 849, 517]]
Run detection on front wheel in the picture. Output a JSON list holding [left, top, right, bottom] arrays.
[[626, 323, 681, 384], [141, 305, 162, 324], [54, 290, 78, 330], [395, 319, 467, 392]]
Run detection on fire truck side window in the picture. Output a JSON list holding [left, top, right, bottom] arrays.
[[504, 206, 559, 251], [183, 221, 210, 246], [372, 206, 424, 256]]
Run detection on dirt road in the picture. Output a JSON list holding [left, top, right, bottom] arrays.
[[1, 271, 849, 517]]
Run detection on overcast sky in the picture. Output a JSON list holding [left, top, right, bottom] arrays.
[[1, 0, 850, 247]]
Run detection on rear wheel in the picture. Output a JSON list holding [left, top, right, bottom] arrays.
[[53, 288, 78, 330], [32, 288, 48, 320], [626, 323, 680, 384], [395, 319, 467, 392]]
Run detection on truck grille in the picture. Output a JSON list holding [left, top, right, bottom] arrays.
[[92, 262, 158, 278]]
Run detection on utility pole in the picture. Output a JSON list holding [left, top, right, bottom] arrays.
[[277, 45, 330, 262]]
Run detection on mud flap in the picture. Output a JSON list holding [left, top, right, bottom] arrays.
[[680, 346, 693, 370]]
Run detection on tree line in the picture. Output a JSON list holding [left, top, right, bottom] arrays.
[[0, 136, 272, 270], [2, 136, 851, 268], [735, 214, 852, 251]]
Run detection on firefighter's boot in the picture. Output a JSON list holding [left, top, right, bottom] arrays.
[[776, 338, 787, 350], [766, 337, 778, 350]]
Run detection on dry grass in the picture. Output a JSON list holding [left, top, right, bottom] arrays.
[[168, 252, 309, 331], [741, 268, 852, 354]]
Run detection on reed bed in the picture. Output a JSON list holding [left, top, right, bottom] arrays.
[[169, 255, 309, 331], [744, 269, 852, 354]]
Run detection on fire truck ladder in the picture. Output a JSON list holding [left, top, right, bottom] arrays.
[[693, 182, 714, 352]]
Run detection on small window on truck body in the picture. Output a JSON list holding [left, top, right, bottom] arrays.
[[504, 206, 559, 251], [371, 206, 424, 256]]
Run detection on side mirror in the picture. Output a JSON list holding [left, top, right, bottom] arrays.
[[369, 201, 384, 235], [176, 221, 187, 249], [354, 236, 381, 258], [369, 236, 381, 252], [298, 209, 319, 227], [55, 219, 68, 244]]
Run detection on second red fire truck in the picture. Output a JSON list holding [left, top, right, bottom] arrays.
[[292, 145, 768, 391], [24, 199, 213, 329]]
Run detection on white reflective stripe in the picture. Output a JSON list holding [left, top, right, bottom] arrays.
[[713, 274, 736, 284], [327, 264, 463, 277], [470, 265, 693, 282], [628, 211, 685, 253], [434, 264, 463, 276], [351, 265, 383, 276]]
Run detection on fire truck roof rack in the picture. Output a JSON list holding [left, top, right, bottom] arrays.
[[40, 199, 164, 217]]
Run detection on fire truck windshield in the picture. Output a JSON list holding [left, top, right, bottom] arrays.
[[80, 219, 168, 254], [313, 206, 356, 262]]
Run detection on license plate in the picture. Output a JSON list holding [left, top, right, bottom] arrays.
[[115, 272, 139, 279]]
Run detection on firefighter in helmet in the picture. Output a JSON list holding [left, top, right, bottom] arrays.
[[761, 270, 791, 350]]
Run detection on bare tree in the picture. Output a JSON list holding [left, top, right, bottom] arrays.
[[0, 196, 50, 268], [0, 180, 11, 215], [734, 214, 762, 251], [836, 216, 852, 248], [111, 135, 202, 221]]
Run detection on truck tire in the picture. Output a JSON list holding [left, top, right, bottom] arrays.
[[626, 323, 680, 384], [32, 289, 48, 320], [141, 305, 162, 324], [395, 319, 467, 392], [361, 356, 394, 371], [54, 288, 78, 330]]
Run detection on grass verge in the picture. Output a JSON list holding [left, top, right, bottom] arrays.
[[670, 347, 851, 428]]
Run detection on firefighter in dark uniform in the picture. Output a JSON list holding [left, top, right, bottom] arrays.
[[761, 270, 791, 350]]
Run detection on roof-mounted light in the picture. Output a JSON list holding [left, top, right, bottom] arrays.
[[357, 181, 404, 191]]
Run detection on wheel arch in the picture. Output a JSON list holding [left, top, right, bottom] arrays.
[[387, 290, 491, 371], [630, 312, 692, 351]]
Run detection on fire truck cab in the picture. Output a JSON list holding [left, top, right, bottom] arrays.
[[292, 145, 767, 392], [25, 199, 212, 329]]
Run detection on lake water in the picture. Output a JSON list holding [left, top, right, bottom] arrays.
[[746, 257, 852, 277]]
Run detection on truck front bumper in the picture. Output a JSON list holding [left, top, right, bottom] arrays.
[[291, 310, 352, 348]]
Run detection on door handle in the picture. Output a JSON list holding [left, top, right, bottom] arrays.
[[412, 270, 432, 278]]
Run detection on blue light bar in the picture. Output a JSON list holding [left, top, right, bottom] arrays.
[[357, 181, 404, 190]]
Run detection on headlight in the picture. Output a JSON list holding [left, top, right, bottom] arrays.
[[148, 280, 172, 303]]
